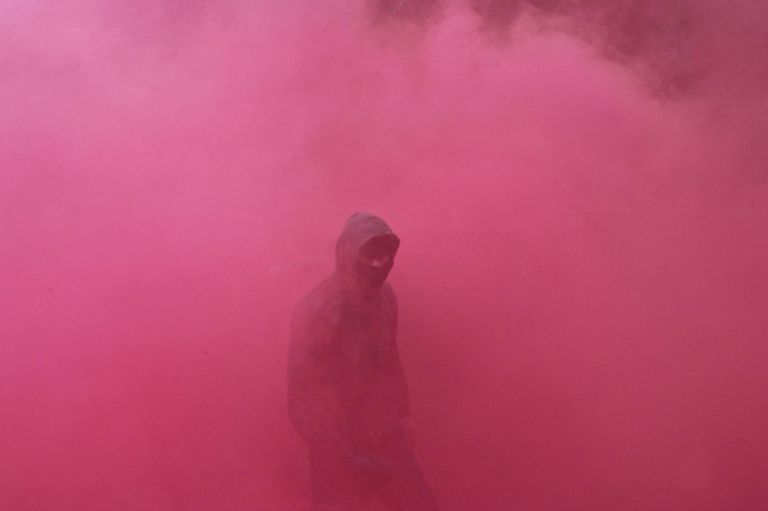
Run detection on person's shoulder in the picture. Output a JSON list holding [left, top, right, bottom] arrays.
[[293, 274, 344, 327], [380, 282, 397, 302], [380, 282, 398, 315]]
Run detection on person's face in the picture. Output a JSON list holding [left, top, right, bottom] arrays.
[[354, 236, 398, 289]]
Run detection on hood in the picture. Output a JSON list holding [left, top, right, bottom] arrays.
[[335, 212, 400, 275]]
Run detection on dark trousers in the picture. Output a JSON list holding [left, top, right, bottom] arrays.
[[309, 430, 438, 511]]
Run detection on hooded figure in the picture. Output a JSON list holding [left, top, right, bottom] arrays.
[[288, 213, 439, 511]]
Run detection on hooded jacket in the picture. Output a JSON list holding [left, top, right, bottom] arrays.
[[287, 213, 410, 455]]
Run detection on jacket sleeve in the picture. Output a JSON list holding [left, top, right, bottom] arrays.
[[384, 287, 411, 419], [390, 338, 412, 419], [287, 301, 348, 453]]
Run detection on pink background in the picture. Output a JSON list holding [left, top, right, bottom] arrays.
[[2, 1, 767, 509]]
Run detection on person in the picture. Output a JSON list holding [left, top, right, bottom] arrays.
[[288, 212, 439, 511]]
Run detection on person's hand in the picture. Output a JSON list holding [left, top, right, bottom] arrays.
[[348, 451, 392, 481]]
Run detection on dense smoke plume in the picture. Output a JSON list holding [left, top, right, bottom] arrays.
[[2, 1, 767, 510]]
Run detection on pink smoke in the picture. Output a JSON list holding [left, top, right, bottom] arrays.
[[1, 1, 766, 510]]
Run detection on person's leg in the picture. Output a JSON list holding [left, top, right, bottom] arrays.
[[309, 450, 373, 511], [373, 433, 439, 511]]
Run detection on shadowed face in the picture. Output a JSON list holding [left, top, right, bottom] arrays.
[[354, 235, 399, 289]]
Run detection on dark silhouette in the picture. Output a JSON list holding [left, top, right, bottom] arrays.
[[288, 213, 438, 511]]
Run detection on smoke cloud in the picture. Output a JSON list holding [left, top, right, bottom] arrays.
[[2, 1, 766, 510]]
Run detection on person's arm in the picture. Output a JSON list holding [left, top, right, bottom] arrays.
[[287, 304, 347, 454], [383, 287, 412, 422], [288, 301, 392, 478], [391, 333, 412, 421]]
